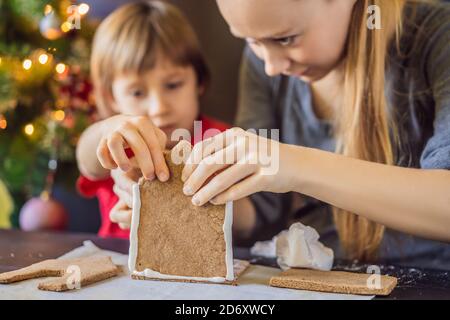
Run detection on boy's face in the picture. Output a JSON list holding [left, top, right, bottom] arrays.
[[111, 57, 201, 148]]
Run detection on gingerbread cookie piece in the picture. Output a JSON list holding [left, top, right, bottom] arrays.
[[270, 268, 397, 296], [0, 256, 121, 292], [129, 140, 243, 284]]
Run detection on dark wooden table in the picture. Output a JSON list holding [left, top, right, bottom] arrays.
[[1, 229, 449, 299]]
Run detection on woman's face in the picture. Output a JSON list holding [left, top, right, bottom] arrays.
[[217, 0, 356, 82]]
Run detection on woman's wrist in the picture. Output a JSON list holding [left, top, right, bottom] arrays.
[[282, 144, 318, 195]]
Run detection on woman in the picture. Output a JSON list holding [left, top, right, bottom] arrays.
[[109, 0, 450, 268], [179, 0, 450, 267]]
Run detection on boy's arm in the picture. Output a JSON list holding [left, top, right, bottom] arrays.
[[76, 121, 110, 180]]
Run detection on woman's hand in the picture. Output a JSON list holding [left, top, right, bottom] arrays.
[[181, 127, 299, 206], [96, 115, 169, 181]]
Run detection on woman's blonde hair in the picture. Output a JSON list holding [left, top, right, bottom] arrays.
[[333, 0, 408, 261], [91, 0, 210, 118]]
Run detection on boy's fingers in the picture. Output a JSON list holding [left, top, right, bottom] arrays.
[[155, 127, 167, 149], [97, 138, 117, 170], [110, 200, 131, 225], [112, 184, 133, 208], [129, 166, 142, 181], [128, 157, 140, 170], [107, 132, 131, 171], [137, 122, 169, 182], [145, 128, 169, 182], [119, 128, 155, 180], [110, 168, 135, 191], [119, 222, 131, 230]]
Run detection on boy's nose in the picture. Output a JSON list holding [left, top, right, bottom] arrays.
[[147, 93, 170, 118]]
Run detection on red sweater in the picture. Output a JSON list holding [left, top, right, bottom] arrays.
[[77, 115, 230, 239]]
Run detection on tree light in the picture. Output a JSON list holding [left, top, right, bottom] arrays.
[[61, 22, 72, 33], [38, 53, 49, 64], [55, 63, 66, 74], [24, 124, 34, 136], [78, 3, 90, 15], [44, 4, 53, 15], [23, 59, 32, 70], [52, 110, 65, 121], [0, 116, 7, 130]]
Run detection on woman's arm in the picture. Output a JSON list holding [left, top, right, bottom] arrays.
[[181, 129, 450, 243], [291, 145, 450, 242]]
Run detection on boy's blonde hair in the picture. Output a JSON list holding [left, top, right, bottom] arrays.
[[91, 0, 210, 118]]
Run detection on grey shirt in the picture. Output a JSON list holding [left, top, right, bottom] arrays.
[[235, 2, 450, 269]]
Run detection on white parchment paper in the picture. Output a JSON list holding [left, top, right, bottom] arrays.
[[0, 241, 373, 300]]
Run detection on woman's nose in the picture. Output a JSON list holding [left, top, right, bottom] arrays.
[[263, 47, 290, 77]]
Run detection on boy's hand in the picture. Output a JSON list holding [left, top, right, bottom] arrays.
[[111, 165, 140, 208], [96, 115, 169, 181], [110, 199, 131, 230], [110, 162, 141, 230]]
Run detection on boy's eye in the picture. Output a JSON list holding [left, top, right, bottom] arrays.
[[166, 81, 184, 90], [131, 89, 144, 98]]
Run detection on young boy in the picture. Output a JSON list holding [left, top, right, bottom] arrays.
[[76, 1, 229, 239]]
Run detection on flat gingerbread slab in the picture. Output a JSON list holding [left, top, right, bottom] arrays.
[[0, 256, 121, 292], [270, 268, 397, 296], [130, 141, 236, 284], [132, 259, 250, 286]]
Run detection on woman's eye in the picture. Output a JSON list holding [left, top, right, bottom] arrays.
[[166, 81, 184, 90], [276, 36, 296, 47], [246, 38, 259, 46]]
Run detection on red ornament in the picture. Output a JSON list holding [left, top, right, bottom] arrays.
[[19, 196, 68, 231]]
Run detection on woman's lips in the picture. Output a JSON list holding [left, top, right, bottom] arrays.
[[283, 67, 311, 78]]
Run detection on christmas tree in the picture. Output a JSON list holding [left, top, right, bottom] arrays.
[[0, 0, 98, 227]]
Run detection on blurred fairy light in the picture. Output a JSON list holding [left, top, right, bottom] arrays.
[[78, 3, 90, 15], [38, 53, 49, 64], [55, 63, 66, 74], [23, 59, 32, 70], [0, 116, 7, 130], [48, 159, 58, 171], [24, 124, 34, 136], [61, 21, 72, 33], [44, 4, 53, 15], [52, 110, 65, 122]]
